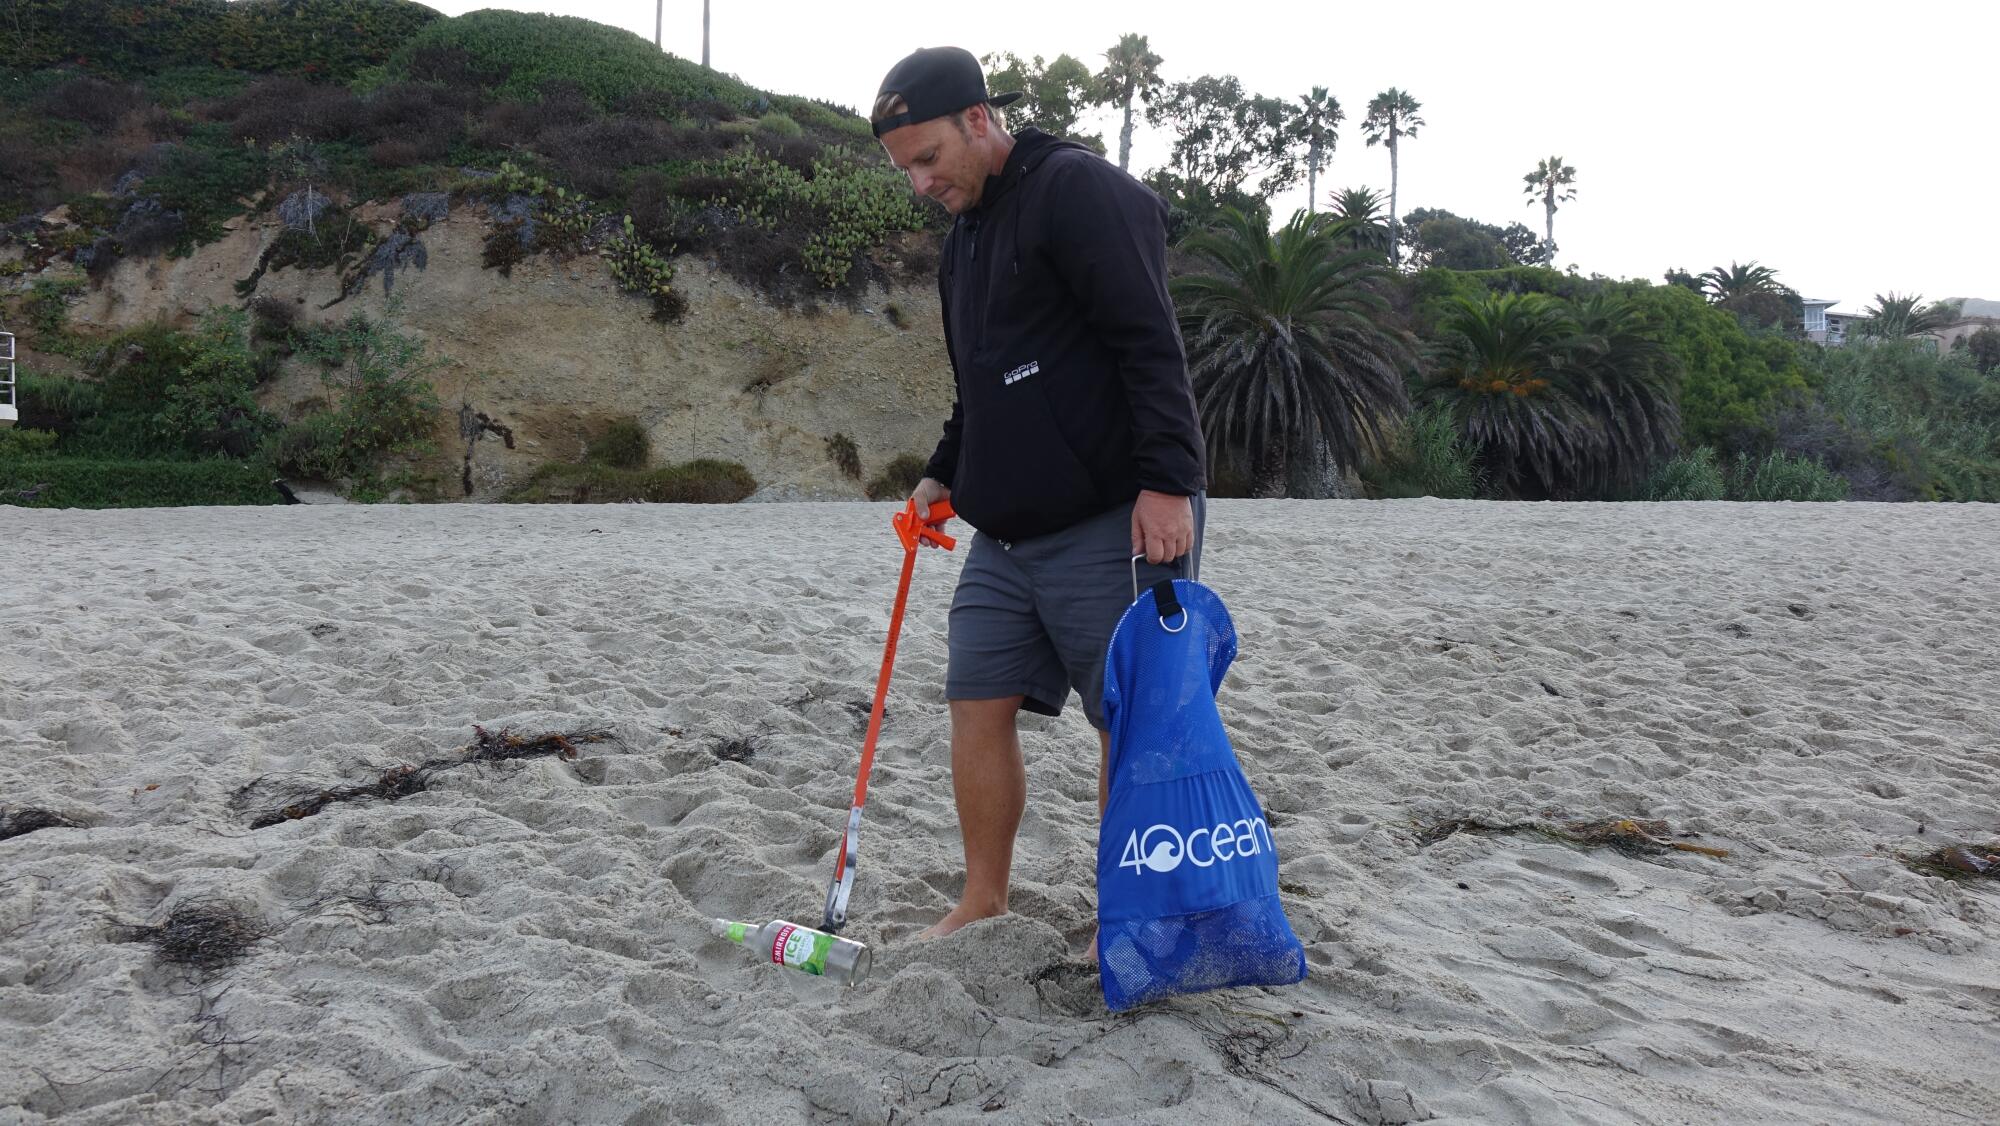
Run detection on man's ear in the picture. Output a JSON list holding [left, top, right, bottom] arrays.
[[962, 103, 990, 139]]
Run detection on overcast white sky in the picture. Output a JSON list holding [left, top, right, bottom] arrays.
[[429, 0, 1998, 310]]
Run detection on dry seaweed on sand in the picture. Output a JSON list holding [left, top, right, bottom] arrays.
[[236, 725, 617, 829], [1414, 817, 1525, 847], [113, 897, 278, 974], [1415, 815, 1731, 859], [1898, 842, 2000, 882], [240, 763, 437, 830], [0, 806, 84, 841], [711, 734, 758, 763], [467, 724, 611, 763], [785, 686, 881, 727], [1565, 818, 1732, 858]]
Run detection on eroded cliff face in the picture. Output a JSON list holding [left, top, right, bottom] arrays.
[[46, 200, 955, 500]]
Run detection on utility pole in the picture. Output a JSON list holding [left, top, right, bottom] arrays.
[[654, 0, 662, 48], [702, 0, 711, 68]]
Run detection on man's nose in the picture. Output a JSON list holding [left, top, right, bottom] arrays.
[[908, 169, 934, 196]]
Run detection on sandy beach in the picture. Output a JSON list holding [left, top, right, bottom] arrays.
[[2, 499, 1997, 1125]]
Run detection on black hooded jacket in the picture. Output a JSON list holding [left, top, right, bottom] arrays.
[[921, 128, 1206, 542]]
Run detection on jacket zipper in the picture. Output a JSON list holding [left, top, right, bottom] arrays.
[[965, 214, 992, 357]]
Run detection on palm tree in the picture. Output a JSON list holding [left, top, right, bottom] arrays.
[[1426, 292, 1680, 497], [1566, 292, 1681, 493], [1094, 34, 1163, 173], [1698, 260, 1798, 329], [1327, 186, 1391, 256], [1290, 87, 1343, 214], [1361, 88, 1423, 266], [1861, 292, 1948, 339], [1698, 261, 1781, 304], [1171, 208, 1413, 497], [1424, 293, 1590, 497], [1522, 155, 1576, 251]]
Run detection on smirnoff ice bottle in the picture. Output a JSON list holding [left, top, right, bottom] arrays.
[[711, 918, 871, 987]]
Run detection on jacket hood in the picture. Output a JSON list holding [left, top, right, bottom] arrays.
[[968, 128, 1098, 216]]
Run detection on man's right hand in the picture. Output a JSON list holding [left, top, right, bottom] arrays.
[[911, 477, 951, 522]]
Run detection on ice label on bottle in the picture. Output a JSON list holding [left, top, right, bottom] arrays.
[[770, 923, 832, 976]]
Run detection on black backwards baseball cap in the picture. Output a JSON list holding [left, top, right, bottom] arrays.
[[871, 46, 1022, 138]]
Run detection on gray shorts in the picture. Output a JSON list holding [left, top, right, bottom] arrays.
[[947, 495, 1207, 730]]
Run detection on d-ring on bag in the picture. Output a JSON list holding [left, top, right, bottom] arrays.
[[1096, 557, 1307, 1011]]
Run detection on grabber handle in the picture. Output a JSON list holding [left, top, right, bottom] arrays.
[[894, 497, 957, 553]]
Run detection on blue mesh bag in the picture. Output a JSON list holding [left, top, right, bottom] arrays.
[[1097, 575, 1307, 1011]]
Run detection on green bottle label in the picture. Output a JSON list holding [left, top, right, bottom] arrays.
[[727, 922, 752, 944], [771, 924, 830, 976]]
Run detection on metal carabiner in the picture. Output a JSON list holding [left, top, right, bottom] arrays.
[[1130, 554, 1189, 633]]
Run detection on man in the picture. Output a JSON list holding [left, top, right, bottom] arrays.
[[871, 47, 1208, 940]]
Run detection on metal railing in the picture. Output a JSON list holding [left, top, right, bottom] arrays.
[[0, 330, 16, 425]]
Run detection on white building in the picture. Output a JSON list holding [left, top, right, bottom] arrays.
[[1804, 295, 1999, 350], [1802, 298, 1855, 346], [1929, 298, 2000, 353]]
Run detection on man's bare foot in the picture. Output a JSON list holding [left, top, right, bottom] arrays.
[[917, 901, 1006, 940]]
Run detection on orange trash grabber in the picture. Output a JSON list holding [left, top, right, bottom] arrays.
[[822, 497, 957, 933]]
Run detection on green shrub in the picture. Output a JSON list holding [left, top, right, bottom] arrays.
[[54, 311, 274, 459], [1788, 341, 2000, 501], [274, 312, 441, 480], [1964, 325, 2000, 376], [767, 96, 871, 141], [476, 164, 686, 319], [756, 112, 803, 138], [145, 64, 254, 106], [586, 416, 650, 469], [0, 456, 276, 508], [712, 145, 927, 289], [1727, 451, 1848, 502], [1641, 448, 1726, 501], [865, 453, 929, 500], [826, 432, 861, 479], [140, 124, 269, 254], [153, 308, 278, 458], [1630, 284, 1808, 449], [16, 371, 106, 438], [481, 223, 530, 275], [8, 0, 436, 82], [0, 428, 60, 456], [387, 10, 757, 113], [212, 0, 440, 82], [1360, 403, 1483, 499], [23, 277, 82, 336], [602, 215, 684, 321], [236, 202, 373, 294], [506, 458, 755, 503], [1928, 452, 2000, 503]]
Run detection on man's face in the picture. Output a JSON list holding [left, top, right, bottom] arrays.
[[880, 110, 989, 215]]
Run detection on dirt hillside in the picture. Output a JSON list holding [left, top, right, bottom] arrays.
[[51, 201, 954, 500]]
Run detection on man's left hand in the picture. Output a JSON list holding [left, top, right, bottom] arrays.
[[1131, 490, 1193, 565]]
